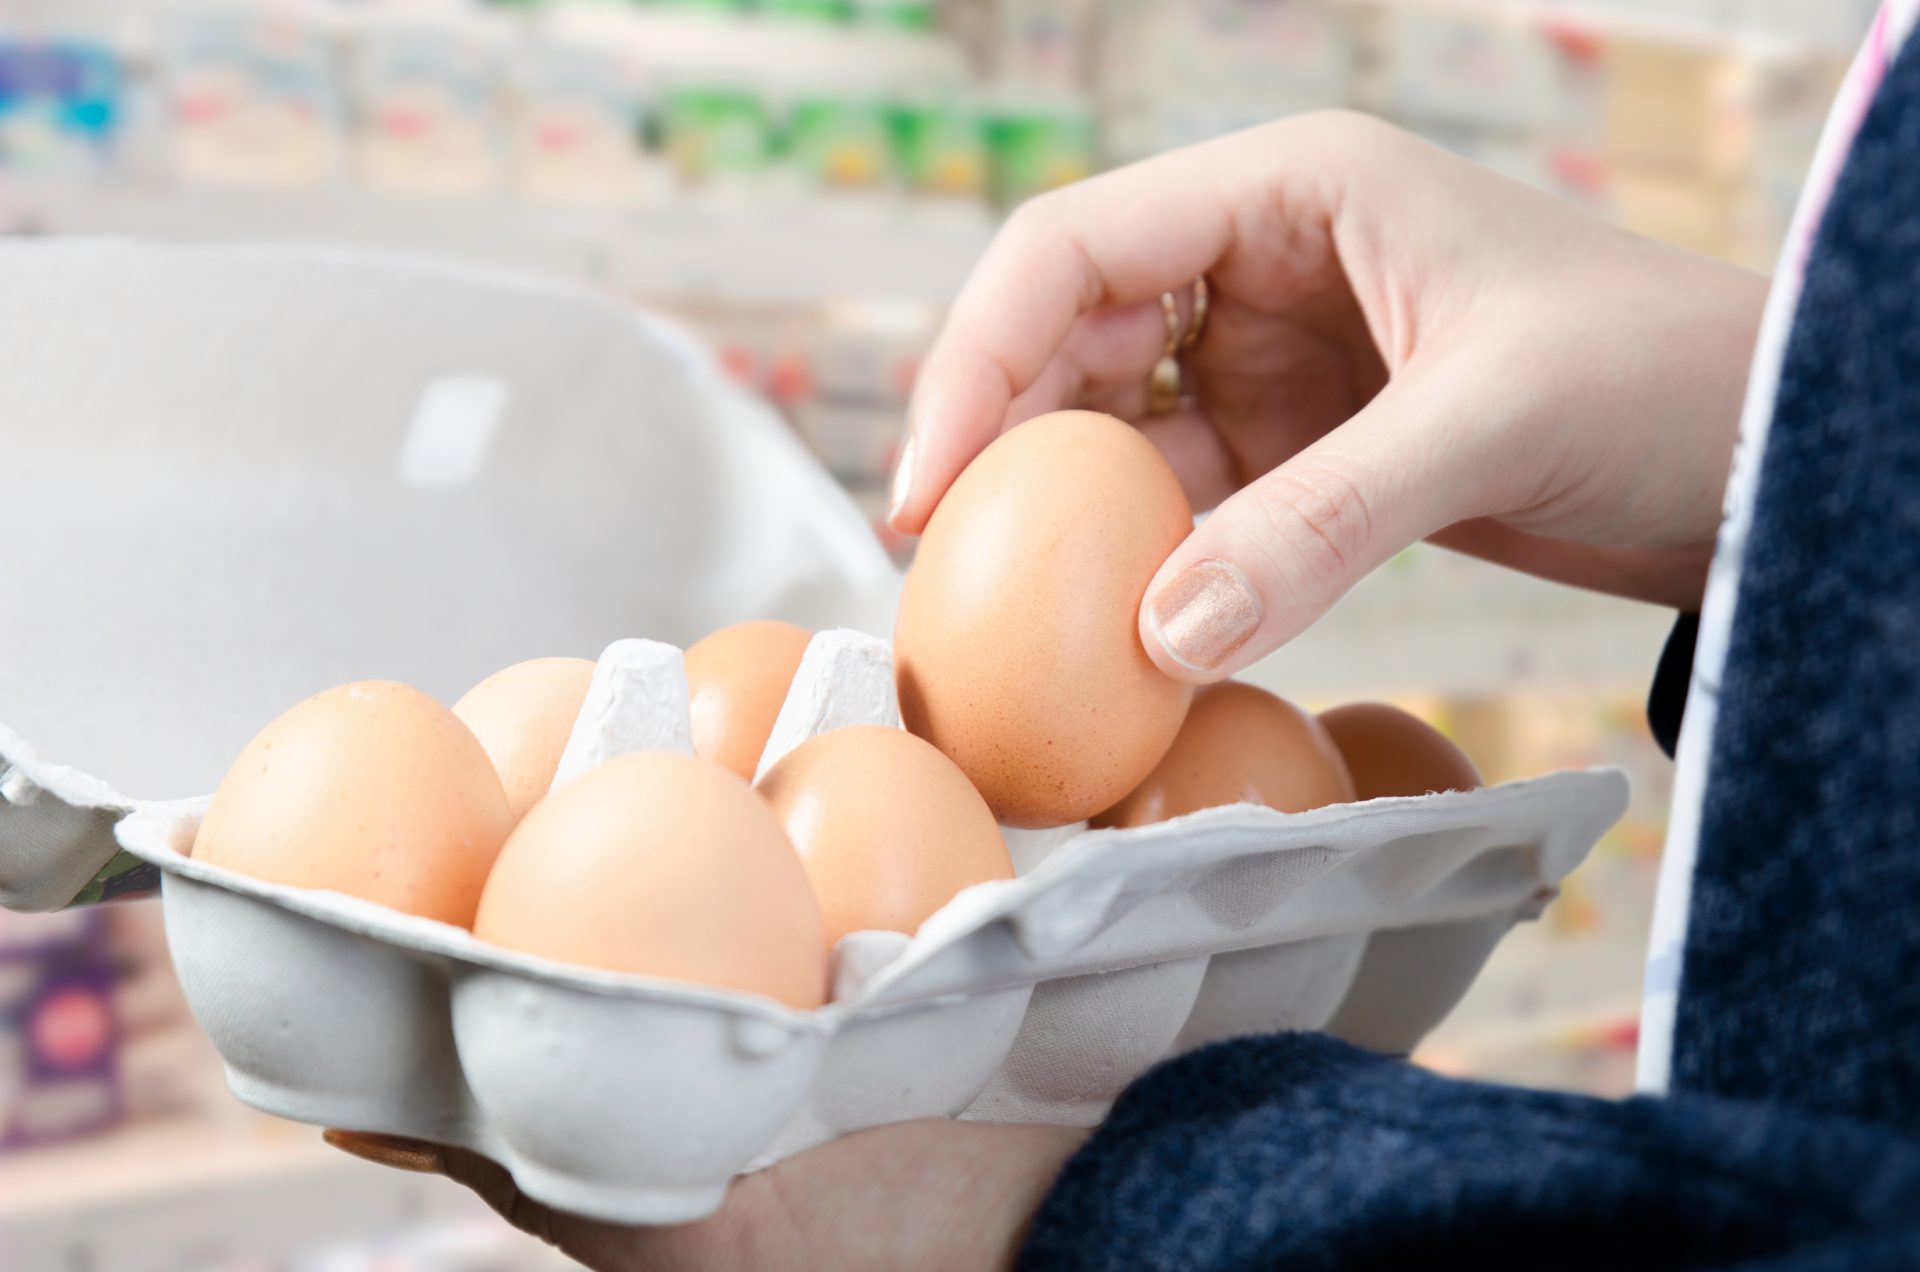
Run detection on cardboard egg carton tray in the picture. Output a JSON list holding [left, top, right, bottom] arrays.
[[0, 242, 1625, 1224], [81, 632, 1619, 1224]]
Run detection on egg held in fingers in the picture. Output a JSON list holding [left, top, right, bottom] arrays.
[[894, 410, 1195, 828]]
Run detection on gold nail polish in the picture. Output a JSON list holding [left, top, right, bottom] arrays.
[[1148, 559, 1263, 672], [323, 1129, 447, 1175], [888, 434, 917, 522]]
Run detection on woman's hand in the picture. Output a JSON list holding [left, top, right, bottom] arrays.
[[890, 112, 1767, 681], [327, 1119, 1085, 1271]]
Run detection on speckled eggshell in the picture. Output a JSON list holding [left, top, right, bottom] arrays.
[[193, 681, 514, 927], [894, 410, 1195, 828], [452, 657, 596, 823], [684, 621, 814, 780], [473, 751, 827, 1010], [1319, 701, 1483, 800], [1094, 682, 1356, 828], [756, 725, 1013, 948]]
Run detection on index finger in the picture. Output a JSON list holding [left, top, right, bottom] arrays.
[[887, 141, 1243, 535]]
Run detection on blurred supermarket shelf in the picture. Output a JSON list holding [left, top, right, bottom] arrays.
[[1340, 0, 1878, 59], [0, 178, 996, 307], [1245, 592, 1673, 703], [0, 0, 1876, 302], [536, 1, 970, 85], [1416, 996, 1645, 1096], [1261, 547, 1677, 699]]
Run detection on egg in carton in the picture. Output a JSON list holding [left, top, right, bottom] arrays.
[[107, 629, 1626, 1225]]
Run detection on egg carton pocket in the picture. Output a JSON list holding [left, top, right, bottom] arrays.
[[113, 629, 1627, 1226]]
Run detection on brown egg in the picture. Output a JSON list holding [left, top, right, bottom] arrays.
[[452, 657, 596, 823], [1318, 702, 1483, 800], [756, 726, 1013, 948], [684, 620, 814, 779], [1094, 682, 1355, 828], [474, 751, 826, 1009], [895, 410, 1195, 828], [194, 681, 513, 926]]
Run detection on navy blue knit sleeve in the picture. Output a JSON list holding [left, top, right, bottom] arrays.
[[1016, 1032, 1920, 1270]]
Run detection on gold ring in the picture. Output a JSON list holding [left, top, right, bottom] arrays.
[[1181, 276, 1210, 352], [1149, 278, 1207, 414]]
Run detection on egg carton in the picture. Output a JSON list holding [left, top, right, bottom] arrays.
[[102, 630, 1627, 1225], [0, 242, 1627, 1224]]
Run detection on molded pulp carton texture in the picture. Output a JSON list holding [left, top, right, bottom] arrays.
[[110, 631, 1623, 1224], [0, 242, 1629, 1225]]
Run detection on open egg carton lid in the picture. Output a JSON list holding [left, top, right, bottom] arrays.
[[110, 631, 1625, 1225], [0, 239, 898, 911]]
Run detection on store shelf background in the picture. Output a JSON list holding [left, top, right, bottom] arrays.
[[0, 1, 1870, 1268]]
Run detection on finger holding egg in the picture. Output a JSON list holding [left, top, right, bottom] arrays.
[[894, 410, 1195, 829]]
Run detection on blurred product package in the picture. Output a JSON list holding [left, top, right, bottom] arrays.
[[662, 78, 776, 191], [1602, 34, 1845, 269], [0, 0, 1089, 213], [0, 17, 124, 177], [787, 87, 899, 193], [1099, 0, 1354, 159], [763, 0, 858, 20], [347, 2, 509, 194], [892, 91, 990, 200], [154, 1, 344, 186], [791, 301, 938, 482], [681, 296, 936, 490], [511, 39, 654, 202], [0, 911, 122, 1150], [993, 0, 1093, 89], [985, 89, 1094, 205], [1381, 4, 1581, 136], [858, 0, 937, 31]]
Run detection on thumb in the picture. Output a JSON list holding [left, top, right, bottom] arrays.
[[1137, 383, 1467, 682]]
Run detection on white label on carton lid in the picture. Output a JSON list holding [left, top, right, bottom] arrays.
[[399, 376, 507, 489]]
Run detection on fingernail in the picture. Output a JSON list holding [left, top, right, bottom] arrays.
[[323, 1129, 447, 1175], [887, 433, 917, 524], [1147, 559, 1263, 673]]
